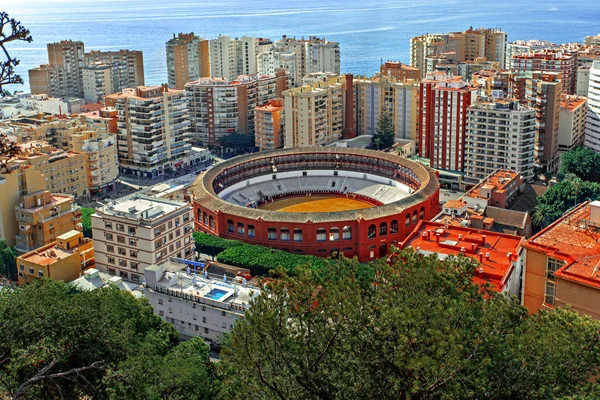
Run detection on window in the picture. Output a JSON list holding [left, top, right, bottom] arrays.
[[107, 245, 114, 253], [105, 233, 113, 241], [128, 227, 136, 235], [119, 259, 127, 267], [204, 328, 209, 334], [193, 314, 197, 321], [545, 281, 556, 306], [159, 310, 164, 316], [202, 316, 206, 323], [544, 257, 564, 306], [280, 228, 290, 241], [209, 216, 215, 229], [329, 227, 339, 241], [130, 262, 138, 270], [248, 224, 255, 237], [368, 224, 376, 239], [379, 222, 387, 236], [117, 235, 125, 244], [267, 228, 277, 240], [118, 247, 126, 256], [227, 219, 234, 233], [405, 214, 411, 227], [129, 238, 137, 246], [420, 207, 425, 220], [412, 211, 418, 223], [108, 256, 115, 264], [202, 305, 206, 312], [294, 229, 303, 242], [203, 212, 208, 225], [222, 311, 227, 317], [237, 222, 245, 235], [168, 308, 173, 314], [342, 226, 352, 240], [158, 299, 163, 305], [28, 267, 34, 274], [104, 222, 112, 229], [192, 303, 196, 309], [19, 265, 24, 271], [390, 220, 398, 234], [130, 250, 138, 258], [116, 223, 124, 232], [38, 270, 44, 277], [316, 228, 326, 242]]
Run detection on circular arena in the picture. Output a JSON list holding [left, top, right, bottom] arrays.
[[192, 147, 440, 262]]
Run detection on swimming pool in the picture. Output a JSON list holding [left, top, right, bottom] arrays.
[[204, 288, 228, 301]]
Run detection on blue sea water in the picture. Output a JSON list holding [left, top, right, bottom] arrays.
[[3, 0, 600, 89]]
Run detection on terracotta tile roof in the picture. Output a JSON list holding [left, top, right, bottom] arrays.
[[400, 221, 525, 292], [524, 201, 600, 289]]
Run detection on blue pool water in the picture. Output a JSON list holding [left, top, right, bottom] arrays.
[[204, 288, 228, 301]]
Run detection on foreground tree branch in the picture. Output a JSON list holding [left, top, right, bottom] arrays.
[[0, 12, 33, 93]]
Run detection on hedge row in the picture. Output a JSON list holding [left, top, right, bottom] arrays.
[[193, 231, 325, 276]]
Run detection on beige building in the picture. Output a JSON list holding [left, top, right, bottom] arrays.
[[106, 85, 193, 178], [166, 32, 210, 89], [45, 40, 85, 98], [14, 191, 81, 254], [0, 166, 46, 247], [558, 95, 587, 153], [28, 64, 64, 97], [209, 36, 257, 80], [17, 230, 94, 286], [91, 196, 194, 283], [353, 75, 419, 141], [283, 75, 347, 147], [84, 49, 145, 88], [380, 61, 421, 81], [71, 130, 119, 194], [255, 99, 285, 151], [7, 141, 88, 199], [82, 61, 129, 103], [511, 49, 578, 94]]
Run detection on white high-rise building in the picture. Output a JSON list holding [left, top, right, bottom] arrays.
[[209, 36, 257, 80], [585, 60, 600, 151], [465, 98, 536, 183]]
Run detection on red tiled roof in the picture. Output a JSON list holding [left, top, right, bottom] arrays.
[[400, 221, 525, 292]]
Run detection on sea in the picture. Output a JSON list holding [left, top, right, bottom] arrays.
[[3, 0, 600, 89]]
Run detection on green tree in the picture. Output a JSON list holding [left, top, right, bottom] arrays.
[[221, 250, 600, 399], [0, 238, 16, 280], [0, 280, 217, 399], [559, 146, 600, 182], [372, 111, 395, 150], [0, 12, 33, 93], [219, 133, 255, 155], [79, 207, 96, 238]]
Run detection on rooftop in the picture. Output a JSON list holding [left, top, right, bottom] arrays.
[[524, 201, 600, 289], [465, 170, 521, 200], [72, 268, 143, 296], [18, 236, 91, 266], [401, 220, 525, 292], [561, 95, 587, 111], [97, 195, 188, 221]]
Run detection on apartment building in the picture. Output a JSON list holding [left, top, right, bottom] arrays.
[[380, 61, 421, 81], [28, 64, 64, 97], [512, 71, 562, 172], [185, 74, 287, 146], [585, 34, 600, 47], [410, 28, 506, 76], [91, 196, 193, 283], [16, 230, 93, 286], [0, 166, 46, 247], [46, 40, 85, 98], [418, 72, 479, 171], [577, 65, 590, 97], [354, 75, 419, 142], [82, 61, 129, 103], [257, 50, 298, 87], [145, 259, 261, 344], [585, 60, 600, 151], [283, 75, 346, 147], [14, 191, 81, 254], [558, 95, 587, 153], [6, 141, 88, 199], [84, 49, 145, 88], [465, 98, 536, 183], [523, 201, 600, 319], [70, 130, 119, 194], [209, 36, 257, 80], [504, 40, 555, 70], [80, 107, 119, 134], [166, 32, 210, 89], [105, 85, 192, 178], [255, 98, 285, 151], [510, 49, 578, 94]]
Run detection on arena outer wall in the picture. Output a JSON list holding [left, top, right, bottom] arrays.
[[192, 147, 440, 262]]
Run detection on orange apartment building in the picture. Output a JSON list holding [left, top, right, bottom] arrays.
[[14, 190, 82, 254], [254, 98, 284, 151], [17, 230, 94, 286], [380, 61, 421, 81], [523, 201, 600, 319], [399, 220, 526, 298], [166, 32, 210, 89]]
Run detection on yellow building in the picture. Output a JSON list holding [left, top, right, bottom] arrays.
[[17, 230, 94, 286], [0, 165, 46, 247], [14, 191, 82, 254], [7, 141, 88, 199], [166, 32, 210, 90], [71, 130, 118, 194]]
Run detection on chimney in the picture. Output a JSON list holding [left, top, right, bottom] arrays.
[[427, 230, 431, 240], [485, 252, 490, 260], [479, 253, 483, 263], [435, 233, 440, 244], [481, 235, 486, 245], [506, 252, 512, 261], [342, 74, 356, 139]]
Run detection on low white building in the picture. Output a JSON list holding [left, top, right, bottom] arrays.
[[144, 259, 261, 345]]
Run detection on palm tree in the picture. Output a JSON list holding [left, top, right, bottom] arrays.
[[532, 203, 555, 229]]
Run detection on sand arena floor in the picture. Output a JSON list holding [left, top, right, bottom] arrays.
[[258, 195, 374, 213]]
